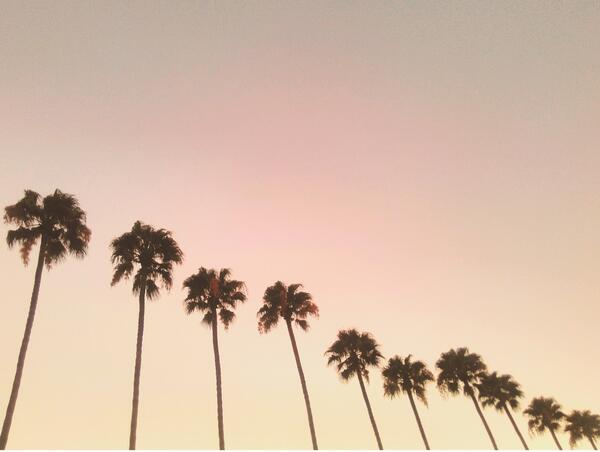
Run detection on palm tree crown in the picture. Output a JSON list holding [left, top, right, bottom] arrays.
[[564, 410, 600, 448], [477, 372, 523, 411], [382, 355, 434, 404], [325, 329, 383, 381], [258, 281, 319, 333], [524, 397, 565, 434], [183, 267, 247, 328], [436, 347, 487, 396], [5, 189, 91, 266], [110, 220, 183, 298]]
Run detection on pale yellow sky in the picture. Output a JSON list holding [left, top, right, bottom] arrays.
[[0, 0, 599, 449]]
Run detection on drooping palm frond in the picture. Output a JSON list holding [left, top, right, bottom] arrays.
[[4, 190, 42, 227], [325, 329, 383, 382], [476, 371, 524, 411], [564, 410, 600, 447], [110, 221, 183, 299], [257, 281, 319, 333], [183, 267, 247, 329], [436, 347, 487, 397], [524, 396, 565, 435], [4, 189, 91, 266], [382, 355, 434, 405]]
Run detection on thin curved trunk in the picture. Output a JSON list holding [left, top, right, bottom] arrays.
[[357, 371, 383, 450], [212, 316, 225, 450], [407, 390, 430, 450], [0, 238, 46, 449], [129, 281, 146, 450], [549, 428, 562, 450], [503, 404, 528, 449], [587, 435, 597, 450], [286, 319, 318, 450], [469, 391, 498, 450]]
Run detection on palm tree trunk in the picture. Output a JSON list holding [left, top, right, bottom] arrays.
[[356, 371, 383, 450], [549, 428, 562, 450], [407, 390, 430, 450], [469, 392, 498, 450], [0, 237, 46, 450], [502, 403, 528, 449], [212, 316, 225, 450], [285, 319, 318, 450], [587, 435, 597, 450], [129, 281, 146, 450]]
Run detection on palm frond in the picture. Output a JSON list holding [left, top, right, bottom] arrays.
[[110, 221, 182, 299], [564, 410, 600, 447], [436, 347, 487, 397], [183, 267, 246, 328], [524, 396, 565, 435], [382, 354, 433, 405], [4, 190, 42, 227], [5, 189, 90, 267], [325, 329, 382, 382]]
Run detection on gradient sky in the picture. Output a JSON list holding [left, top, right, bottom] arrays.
[[1, 1, 599, 449]]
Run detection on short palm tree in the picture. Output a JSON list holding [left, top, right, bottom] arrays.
[[325, 329, 384, 450], [382, 355, 434, 450], [183, 267, 247, 450], [476, 371, 529, 449], [1, 189, 91, 449], [564, 410, 600, 450], [110, 221, 183, 450], [257, 281, 319, 449], [436, 347, 498, 449], [523, 396, 565, 450]]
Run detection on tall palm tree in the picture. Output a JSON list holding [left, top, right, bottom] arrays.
[[110, 221, 183, 450], [523, 396, 565, 450], [183, 267, 247, 450], [257, 281, 319, 449], [382, 355, 434, 450], [564, 410, 600, 450], [476, 371, 529, 449], [435, 347, 498, 449], [1, 189, 91, 449], [325, 329, 384, 450]]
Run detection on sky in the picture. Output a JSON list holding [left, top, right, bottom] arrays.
[[1, 0, 599, 449]]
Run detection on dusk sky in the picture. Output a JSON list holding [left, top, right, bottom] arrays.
[[1, 1, 599, 449]]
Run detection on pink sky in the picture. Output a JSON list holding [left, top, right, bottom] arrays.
[[1, 1, 599, 449]]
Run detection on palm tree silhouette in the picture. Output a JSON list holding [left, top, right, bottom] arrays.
[[257, 281, 319, 449], [476, 371, 529, 449], [110, 221, 183, 450], [564, 410, 599, 450], [325, 329, 384, 450], [1, 189, 91, 449], [183, 267, 247, 450], [523, 396, 565, 449], [435, 347, 498, 449], [382, 355, 434, 450]]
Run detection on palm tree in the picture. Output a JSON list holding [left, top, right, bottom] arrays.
[[564, 410, 600, 450], [523, 396, 565, 449], [435, 347, 498, 449], [110, 221, 183, 450], [183, 267, 247, 450], [325, 329, 384, 450], [257, 281, 319, 449], [382, 355, 434, 450], [1, 189, 91, 449], [476, 371, 529, 449]]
